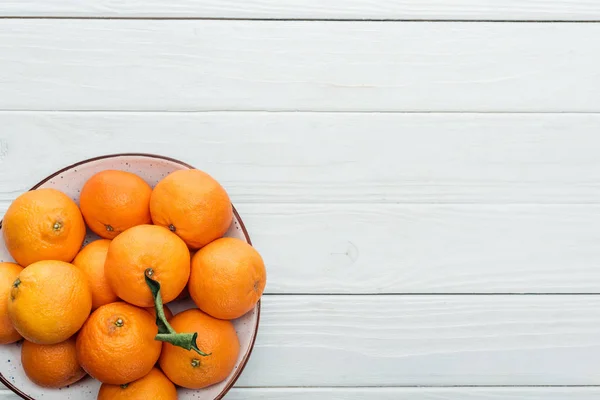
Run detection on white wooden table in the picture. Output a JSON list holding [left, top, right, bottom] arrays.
[[2, 1, 600, 398]]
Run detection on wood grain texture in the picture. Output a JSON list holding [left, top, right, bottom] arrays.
[[1, 200, 599, 293], [0, 387, 600, 399], [227, 388, 600, 399], [4, 295, 600, 387], [1, 21, 599, 112], [3, 112, 600, 204], [236, 203, 600, 293], [3, 113, 600, 293], [1, 0, 600, 20], [241, 295, 600, 386]]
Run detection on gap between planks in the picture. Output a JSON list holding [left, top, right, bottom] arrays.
[[260, 293, 600, 296], [3, 386, 600, 399], [6, 110, 600, 114], [3, 17, 600, 22], [3, 0, 600, 21]]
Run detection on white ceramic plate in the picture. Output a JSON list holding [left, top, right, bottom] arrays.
[[0, 154, 260, 400]]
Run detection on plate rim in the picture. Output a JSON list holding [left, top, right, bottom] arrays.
[[0, 152, 261, 400]]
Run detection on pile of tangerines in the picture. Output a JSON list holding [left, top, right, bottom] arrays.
[[0, 168, 266, 399]]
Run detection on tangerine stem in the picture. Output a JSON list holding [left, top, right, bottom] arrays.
[[144, 271, 210, 357], [155, 332, 210, 356]]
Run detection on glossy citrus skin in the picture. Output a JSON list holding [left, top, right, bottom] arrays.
[[159, 309, 240, 389], [105, 225, 190, 307], [2, 188, 86, 266], [76, 302, 161, 385], [72, 239, 118, 310], [189, 238, 266, 320], [8, 260, 92, 344], [170, 250, 193, 302], [21, 337, 86, 388], [79, 170, 152, 239], [150, 169, 233, 249], [97, 368, 177, 400], [0, 262, 23, 344]]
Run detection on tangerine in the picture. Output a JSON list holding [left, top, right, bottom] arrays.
[[76, 302, 161, 385], [0, 262, 23, 344], [72, 239, 118, 310], [79, 170, 152, 239], [97, 368, 177, 400], [150, 169, 232, 249], [21, 337, 86, 388], [159, 309, 240, 389], [104, 225, 190, 307], [189, 237, 266, 320], [2, 188, 86, 266], [8, 260, 92, 344]]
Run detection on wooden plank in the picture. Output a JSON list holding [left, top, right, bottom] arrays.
[[1, 0, 600, 20], [2, 387, 600, 399], [3, 112, 600, 204], [2, 296, 600, 387], [237, 203, 600, 294], [238, 296, 600, 386], [0, 21, 599, 112], [228, 388, 600, 399], [1, 199, 599, 293]]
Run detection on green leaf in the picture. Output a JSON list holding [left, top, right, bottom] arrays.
[[144, 273, 173, 335], [144, 270, 210, 357]]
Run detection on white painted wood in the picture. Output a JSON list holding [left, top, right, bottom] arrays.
[[1, 0, 600, 20], [237, 204, 600, 293], [3, 112, 600, 204], [1, 387, 600, 399], [241, 295, 600, 386], [1, 21, 599, 112], [3, 113, 600, 293], [226, 388, 600, 399], [2, 295, 600, 387], [0, 387, 599, 399], [2, 200, 600, 293]]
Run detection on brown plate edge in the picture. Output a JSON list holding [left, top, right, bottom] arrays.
[[0, 152, 261, 400]]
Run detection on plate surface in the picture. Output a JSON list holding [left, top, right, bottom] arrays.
[[0, 153, 260, 400]]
